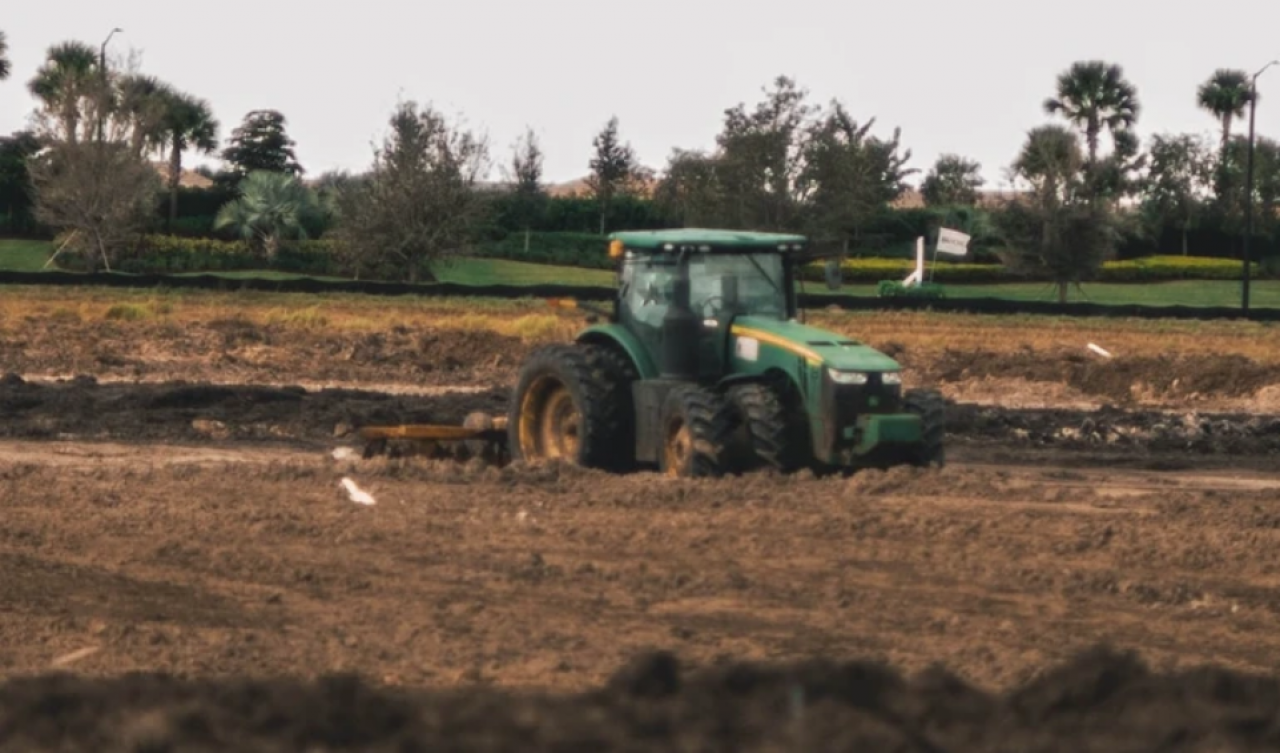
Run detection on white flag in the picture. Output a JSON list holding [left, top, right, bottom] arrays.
[[936, 228, 971, 257]]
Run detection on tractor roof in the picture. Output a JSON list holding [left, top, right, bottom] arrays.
[[608, 228, 808, 252]]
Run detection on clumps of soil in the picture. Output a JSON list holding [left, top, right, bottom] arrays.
[[924, 349, 1280, 404], [0, 375, 508, 445], [3, 646, 1279, 751], [949, 402, 1280, 457]]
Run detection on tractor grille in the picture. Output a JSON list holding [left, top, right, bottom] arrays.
[[831, 374, 902, 423]]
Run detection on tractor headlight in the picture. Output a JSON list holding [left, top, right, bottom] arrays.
[[882, 371, 902, 386], [828, 369, 869, 385]]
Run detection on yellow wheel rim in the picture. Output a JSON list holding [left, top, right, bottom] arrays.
[[519, 376, 581, 461], [663, 419, 692, 477]]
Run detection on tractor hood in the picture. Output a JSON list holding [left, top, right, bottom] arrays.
[[729, 317, 902, 372]]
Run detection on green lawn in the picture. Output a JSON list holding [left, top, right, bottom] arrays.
[[0, 239, 53, 272], [809, 280, 1280, 308], [0, 238, 1275, 308], [433, 258, 614, 287]]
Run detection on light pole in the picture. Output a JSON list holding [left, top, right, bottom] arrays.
[[1243, 59, 1278, 314], [97, 28, 122, 142]]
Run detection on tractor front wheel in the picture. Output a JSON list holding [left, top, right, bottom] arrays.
[[507, 344, 630, 470], [659, 385, 729, 478], [903, 388, 946, 467], [723, 381, 807, 474]]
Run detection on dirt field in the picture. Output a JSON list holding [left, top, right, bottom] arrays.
[[3, 291, 1280, 750]]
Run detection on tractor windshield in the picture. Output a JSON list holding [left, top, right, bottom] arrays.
[[688, 252, 787, 319]]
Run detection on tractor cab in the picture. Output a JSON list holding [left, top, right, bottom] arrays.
[[608, 229, 805, 383]]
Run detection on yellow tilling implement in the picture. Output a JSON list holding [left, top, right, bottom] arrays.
[[358, 412, 509, 464]]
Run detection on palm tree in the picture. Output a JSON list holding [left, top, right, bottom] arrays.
[[0, 31, 12, 82], [1044, 60, 1140, 164], [27, 41, 99, 143], [158, 90, 219, 230], [214, 170, 317, 259], [117, 74, 172, 157], [1013, 124, 1084, 204], [1197, 69, 1253, 157]]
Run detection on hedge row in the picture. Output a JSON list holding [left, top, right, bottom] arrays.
[[114, 236, 340, 276], [106, 234, 1270, 284], [798, 255, 1267, 284]]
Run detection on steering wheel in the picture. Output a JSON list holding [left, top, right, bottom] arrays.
[[699, 296, 726, 318]]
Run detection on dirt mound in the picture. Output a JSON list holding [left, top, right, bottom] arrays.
[[949, 403, 1280, 458], [1, 646, 1277, 751], [0, 317, 531, 387], [0, 375, 507, 444], [924, 349, 1280, 404]]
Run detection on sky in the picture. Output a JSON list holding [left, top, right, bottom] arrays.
[[3, 0, 1279, 190]]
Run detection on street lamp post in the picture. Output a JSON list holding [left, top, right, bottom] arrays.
[[97, 28, 122, 142], [1243, 59, 1278, 314]]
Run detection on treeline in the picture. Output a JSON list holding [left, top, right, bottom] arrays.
[[1, 29, 1278, 292]]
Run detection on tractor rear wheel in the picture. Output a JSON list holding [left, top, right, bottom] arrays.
[[507, 344, 632, 471], [659, 384, 729, 478], [903, 388, 945, 467], [724, 381, 807, 473]]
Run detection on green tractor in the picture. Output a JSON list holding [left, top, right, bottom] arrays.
[[506, 228, 945, 477]]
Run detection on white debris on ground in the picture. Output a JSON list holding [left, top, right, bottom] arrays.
[[1087, 343, 1113, 358], [340, 477, 376, 506], [331, 447, 358, 461]]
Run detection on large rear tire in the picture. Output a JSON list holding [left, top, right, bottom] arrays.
[[723, 380, 808, 474], [659, 384, 729, 478], [507, 344, 633, 471], [903, 388, 945, 468]]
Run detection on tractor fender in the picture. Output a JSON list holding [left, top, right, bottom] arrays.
[[575, 324, 658, 380]]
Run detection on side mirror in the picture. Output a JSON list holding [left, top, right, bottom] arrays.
[[824, 259, 842, 290]]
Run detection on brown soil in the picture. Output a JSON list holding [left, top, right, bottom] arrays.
[[4, 646, 1280, 752], [4, 303, 1280, 750], [3, 453, 1280, 750], [0, 317, 530, 387]]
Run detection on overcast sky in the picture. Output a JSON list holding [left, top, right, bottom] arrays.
[[3, 0, 1279, 188]]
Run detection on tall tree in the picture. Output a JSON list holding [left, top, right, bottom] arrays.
[[654, 148, 725, 228], [800, 103, 915, 248], [1198, 69, 1254, 157], [116, 74, 172, 157], [158, 91, 219, 230], [505, 127, 546, 249], [214, 170, 318, 259], [584, 116, 639, 234], [921, 154, 984, 207], [715, 76, 817, 230], [0, 30, 11, 82], [329, 101, 490, 282], [0, 131, 41, 233], [27, 73, 161, 271], [1043, 60, 1140, 165], [221, 109, 303, 179], [27, 41, 100, 145], [1141, 133, 1215, 254], [997, 124, 1120, 302]]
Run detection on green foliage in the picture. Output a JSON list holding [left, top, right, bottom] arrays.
[[921, 154, 984, 207], [1043, 60, 1140, 163], [0, 131, 40, 233], [214, 171, 320, 258], [876, 281, 946, 299], [327, 100, 491, 283], [0, 30, 11, 81], [584, 116, 644, 234], [476, 232, 615, 269], [115, 234, 337, 275], [221, 110, 303, 179], [1198, 69, 1253, 156]]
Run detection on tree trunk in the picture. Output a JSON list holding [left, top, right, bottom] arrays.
[[167, 142, 182, 234], [1182, 221, 1189, 256], [524, 228, 530, 253], [1058, 280, 1067, 304]]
